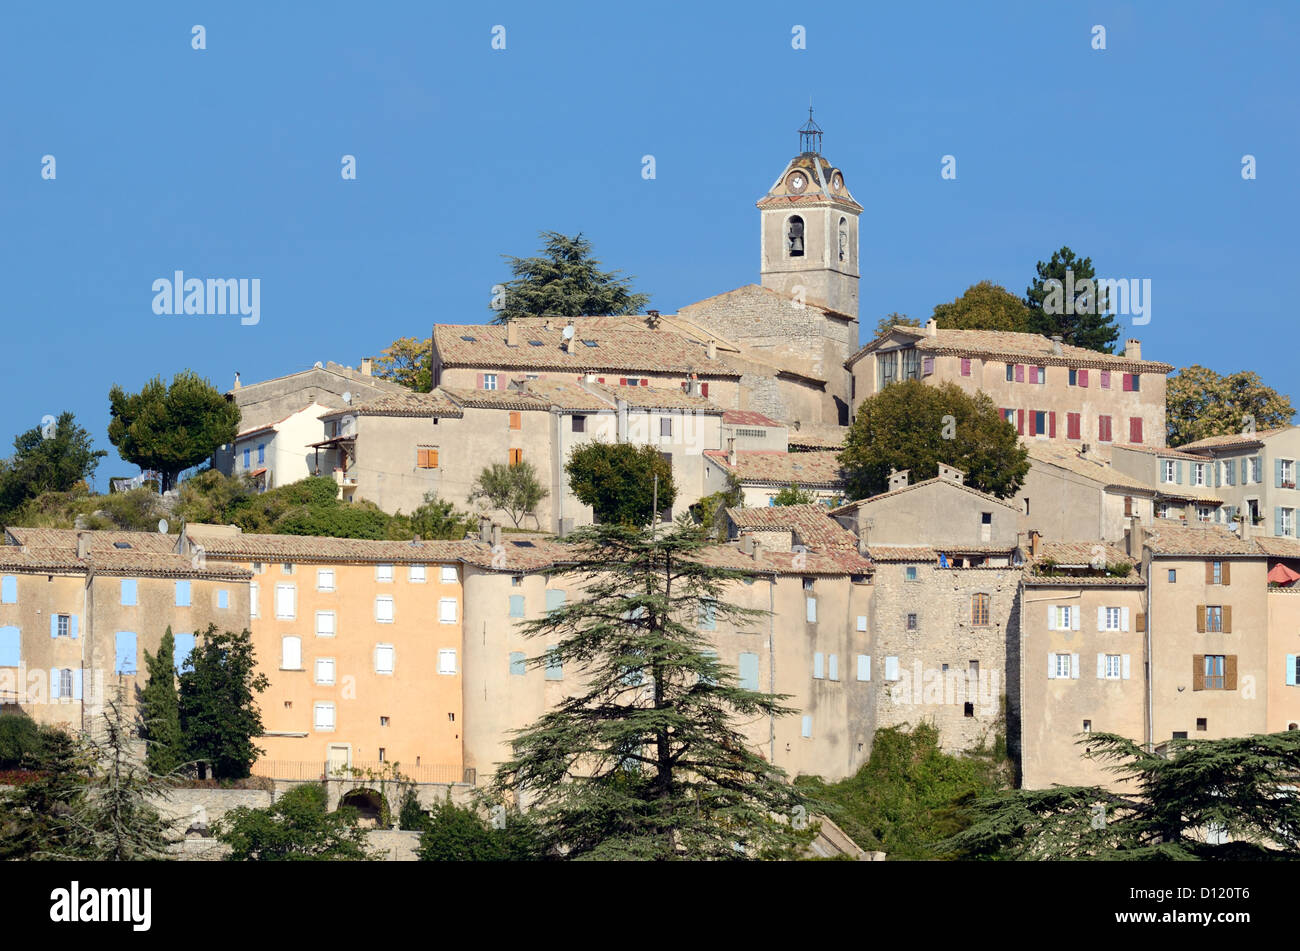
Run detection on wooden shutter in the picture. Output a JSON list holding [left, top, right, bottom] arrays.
[[1223, 605, 1232, 633], [509, 411, 521, 430], [1193, 654, 1205, 690], [1196, 605, 1206, 632], [1205, 562, 1214, 584], [1096, 653, 1106, 679], [1049, 412, 1057, 438], [1017, 410, 1024, 435], [476, 372, 484, 389], [1078, 368, 1088, 387], [1225, 655, 1238, 690], [1222, 562, 1231, 585], [1136, 612, 1146, 633], [1071, 653, 1080, 679]]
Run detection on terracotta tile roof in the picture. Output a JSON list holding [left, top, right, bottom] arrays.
[[518, 379, 618, 412], [441, 386, 560, 412], [704, 450, 845, 488], [457, 538, 578, 573], [1156, 487, 1224, 504], [185, 528, 472, 564], [1111, 444, 1206, 462], [1143, 523, 1263, 556], [321, 390, 464, 419], [432, 321, 742, 377], [847, 327, 1172, 372], [829, 477, 1020, 515], [866, 545, 938, 562], [587, 383, 722, 413], [677, 284, 853, 322], [0, 530, 249, 579], [725, 504, 859, 549], [1032, 541, 1136, 568], [723, 410, 783, 427], [697, 543, 872, 576], [5, 528, 178, 553], [788, 433, 846, 450], [1253, 536, 1300, 559], [1175, 428, 1291, 452], [1026, 443, 1153, 492], [86, 550, 252, 580], [0, 546, 89, 571]]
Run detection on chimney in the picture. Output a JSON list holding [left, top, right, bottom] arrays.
[[478, 515, 492, 544], [360, 357, 373, 376], [1028, 529, 1041, 560], [938, 463, 966, 485], [706, 340, 717, 360], [888, 469, 909, 491], [1125, 338, 1142, 361], [561, 322, 574, 353], [686, 377, 701, 397], [727, 437, 737, 467], [76, 532, 89, 559], [233, 372, 241, 390], [506, 320, 519, 347], [1051, 335, 1063, 356], [924, 319, 937, 337], [1125, 516, 1145, 559], [543, 318, 552, 331], [491, 523, 502, 548], [646, 309, 660, 326]]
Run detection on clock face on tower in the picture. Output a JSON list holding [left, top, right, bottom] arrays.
[[788, 173, 807, 194], [832, 173, 843, 192]]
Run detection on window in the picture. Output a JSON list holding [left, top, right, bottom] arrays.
[[1203, 654, 1226, 690], [1068, 368, 1077, 386], [1082, 720, 1092, 732], [375, 644, 395, 675], [1250, 456, 1262, 483], [114, 632, 137, 675], [376, 564, 394, 583], [380, 716, 389, 726], [884, 656, 900, 681], [440, 565, 458, 584], [483, 374, 497, 391], [1129, 417, 1143, 444], [906, 613, 918, 631], [1168, 569, 1177, 583], [314, 703, 335, 731], [316, 611, 336, 637], [281, 636, 302, 670], [856, 655, 871, 681], [439, 598, 458, 624], [375, 595, 394, 623], [408, 564, 426, 583], [1051, 653, 1073, 679], [315, 657, 335, 685], [971, 593, 990, 626], [250, 582, 259, 618], [1005, 363, 1015, 382], [1033, 411, 1046, 436], [274, 584, 296, 619], [879, 353, 898, 388], [416, 447, 439, 468], [1102, 654, 1122, 679], [905, 565, 918, 582], [1205, 606, 1223, 632], [1103, 607, 1122, 631], [51, 613, 71, 639], [282, 563, 295, 575], [857, 615, 867, 632], [175, 580, 191, 607], [217, 589, 229, 609], [1282, 459, 1297, 488], [508, 448, 523, 466], [960, 358, 971, 377], [813, 653, 824, 679], [738, 652, 760, 691], [901, 349, 921, 381], [572, 415, 587, 433], [252, 561, 265, 574], [1049, 605, 1076, 630], [699, 597, 717, 630], [1098, 415, 1112, 442], [1163, 460, 1176, 483], [1193, 463, 1208, 487], [509, 652, 527, 676], [509, 411, 521, 431], [57, 668, 74, 699], [1033, 366, 1045, 384], [1002, 408, 1015, 425], [511, 574, 523, 587], [1284, 508, 1296, 537], [438, 649, 457, 675], [659, 417, 673, 437], [1196, 718, 1208, 732], [120, 579, 137, 606], [509, 594, 525, 618]]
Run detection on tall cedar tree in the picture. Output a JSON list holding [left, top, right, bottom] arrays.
[[1166, 365, 1296, 447], [566, 442, 677, 527], [138, 627, 185, 775], [0, 411, 107, 514], [839, 380, 1029, 499], [108, 369, 240, 491], [492, 231, 650, 324], [1024, 246, 1121, 353], [943, 731, 1300, 860], [491, 520, 810, 860], [0, 728, 93, 859], [179, 625, 270, 779]]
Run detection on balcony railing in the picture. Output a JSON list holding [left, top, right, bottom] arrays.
[[250, 759, 471, 785]]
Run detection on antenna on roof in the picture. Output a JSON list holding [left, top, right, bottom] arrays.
[[157, 519, 169, 534], [342, 392, 353, 405], [562, 325, 575, 340]]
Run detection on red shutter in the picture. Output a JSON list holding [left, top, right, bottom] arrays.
[[701, 382, 709, 397], [1130, 417, 1143, 443], [1122, 373, 1133, 392], [1049, 412, 1057, 438], [1078, 368, 1088, 387], [598, 377, 605, 384], [476, 372, 484, 389], [1101, 371, 1111, 389], [1067, 413, 1080, 440], [1017, 410, 1024, 435], [640, 378, 648, 387], [1015, 364, 1025, 383], [961, 358, 971, 376]]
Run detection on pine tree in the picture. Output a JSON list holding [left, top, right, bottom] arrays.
[[179, 625, 270, 780], [491, 519, 810, 860], [0, 728, 93, 860], [491, 232, 650, 324], [1024, 246, 1121, 353], [138, 627, 185, 775]]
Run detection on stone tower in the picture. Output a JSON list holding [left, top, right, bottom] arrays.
[[758, 110, 861, 318]]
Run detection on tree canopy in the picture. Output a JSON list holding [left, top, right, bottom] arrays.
[[566, 442, 676, 527], [178, 625, 269, 780], [872, 312, 920, 338], [0, 412, 107, 515], [1166, 365, 1295, 447], [107, 370, 240, 491], [839, 380, 1028, 499], [1024, 246, 1121, 353], [469, 461, 548, 529], [492, 231, 650, 324], [138, 628, 185, 776], [491, 520, 810, 860], [373, 336, 432, 392], [932, 281, 1032, 332], [215, 783, 374, 861]]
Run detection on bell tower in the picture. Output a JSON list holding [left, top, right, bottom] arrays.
[[758, 109, 861, 318]]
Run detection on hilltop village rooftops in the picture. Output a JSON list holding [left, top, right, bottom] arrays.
[[828, 476, 1021, 515], [1024, 443, 1153, 493], [0, 528, 250, 580], [318, 389, 465, 420], [726, 503, 860, 550], [1023, 541, 1143, 587], [184, 527, 473, 565], [1142, 522, 1267, 557], [847, 325, 1174, 373], [1175, 427, 1291, 452], [703, 450, 844, 487]]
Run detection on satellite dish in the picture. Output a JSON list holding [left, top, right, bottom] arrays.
[[342, 391, 353, 405], [562, 326, 575, 340], [314, 361, 323, 369], [157, 519, 169, 534]]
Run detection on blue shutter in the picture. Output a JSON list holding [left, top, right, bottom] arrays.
[[175, 580, 191, 607], [50, 614, 58, 639], [1176, 461, 1184, 484], [0, 576, 15, 604], [738, 652, 760, 690], [545, 646, 563, 680], [120, 579, 137, 606], [1242, 459, 1249, 483], [1288, 655, 1297, 687], [69, 615, 78, 639], [801, 715, 812, 738], [813, 653, 824, 678], [545, 590, 566, 613], [1277, 458, 1285, 488], [806, 597, 817, 623], [699, 598, 717, 630], [217, 589, 229, 609], [115, 632, 137, 675], [509, 595, 525, 618], [173, 632, 197, 673], [243, 448, 250, 468], [509, 651, 526, 676], [1277, 506, 1285, 536], [0, 627, 20, 666], [72, 669, 82, 700]]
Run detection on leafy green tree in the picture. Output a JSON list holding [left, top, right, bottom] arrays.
[[410, 493, 476, 540], [0, 412, 107, 514], [492, 231, 650, 324], [772, 484, 817, 506], [492, 520, 810, 860], [565, 442, 676, 527], [932, 281, 1031, 332], [417, 794, 513, 861], [1166, 365, 1296, 447], [373, 336, 432, 392], [107, 370, 241, 491], [839, 380, 1028, 499], [469, 461, 548, 529], [944, 731, 1300, 860], [689, 473, 744, 541], [872, 313, 920, 338], [0, 712, 48, 769], [1024, 246, 1121, 353], [138, 628, 184, 776], [179, 625, 269, 780], [215, 783, 374, 861]]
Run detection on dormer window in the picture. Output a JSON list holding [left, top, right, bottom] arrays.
[[787, 216, 805, 257]]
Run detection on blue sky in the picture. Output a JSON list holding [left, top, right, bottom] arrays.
[[1, 1, 1296, 483]]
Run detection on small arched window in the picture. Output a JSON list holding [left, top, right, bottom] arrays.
[[787, 216, 805, 257], [971, 593, 990, 626], [838, 217, 848, 261]]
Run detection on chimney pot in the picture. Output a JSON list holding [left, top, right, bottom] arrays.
[[1125, 338, 1142, 361], [925, 319, 937, 337], [360, 357, 373, 376], [478, 515, 492, 544], [888, 469, 910, 491], [491, 523, 502, 548], [727, 437, 737, 467], [506, 320, 519, 347], [233, 372, 241, 390]]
